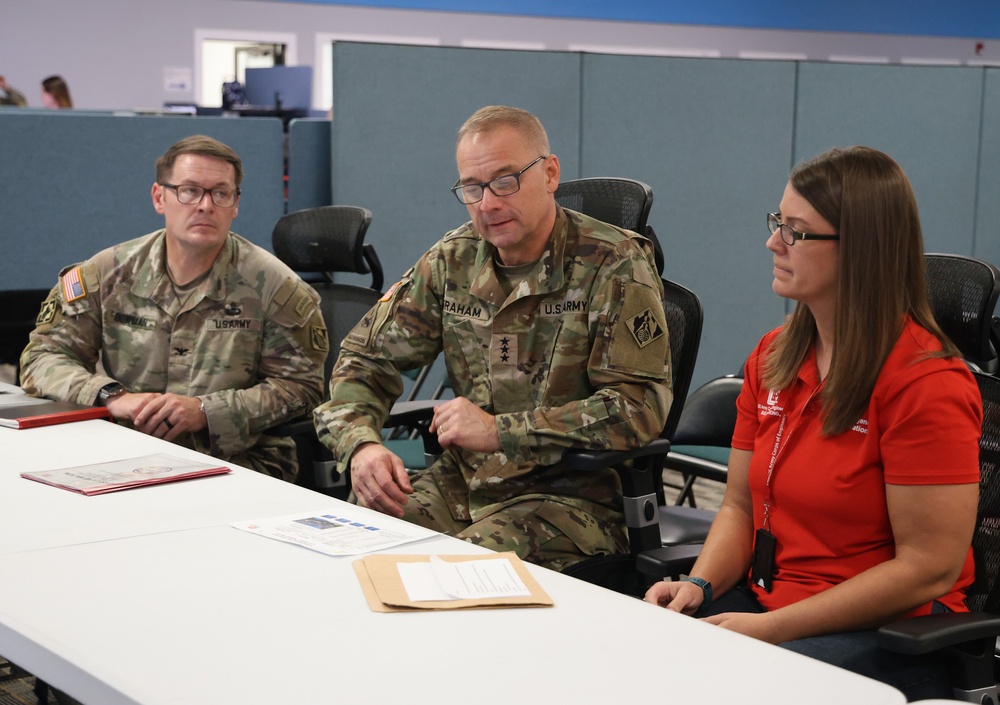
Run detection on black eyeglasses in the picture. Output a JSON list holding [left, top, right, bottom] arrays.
[[160, 183, 240, 208], [767, 212, 839, 246], [451, 155, 548, 205]]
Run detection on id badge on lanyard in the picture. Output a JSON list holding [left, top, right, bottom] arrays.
[[751, 412, 786, 592]]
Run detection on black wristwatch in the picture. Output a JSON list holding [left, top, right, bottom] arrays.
[[680, 575, 713, 609], [96, 382, 125, 406]]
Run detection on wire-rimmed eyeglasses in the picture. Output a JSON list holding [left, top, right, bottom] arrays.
[[451, 155, 548, 205], [767, 212, 839, 246], [160, 182, 240, 208]]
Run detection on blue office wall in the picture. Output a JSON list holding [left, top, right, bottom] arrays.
[[0, 112, 285, 290], [266, 0, 1000, 39], [330, 42, 581, 288]]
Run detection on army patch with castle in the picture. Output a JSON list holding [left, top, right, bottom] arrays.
[[626, 308, 665, 349], [36, 299, 58, 325], [311, 326, 330, 352]]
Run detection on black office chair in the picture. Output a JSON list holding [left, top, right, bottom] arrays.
[[656, 375, 742, 547], [0, 288, 52, 385], [925, 253, 1000, 374], [267, 205, 381, 496], [556, 277, 704, 595], [555, 177, 664, 274], [878, 369, 1000, 703]]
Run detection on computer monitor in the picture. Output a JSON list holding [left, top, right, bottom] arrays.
[[243, 66, 312, 110]]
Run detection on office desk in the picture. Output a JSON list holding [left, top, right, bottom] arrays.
[[0, 419, 333, 555], [0, 423, 907, 705]]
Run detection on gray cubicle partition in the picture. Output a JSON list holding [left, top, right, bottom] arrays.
[[976, 69, 1000, 269], [328, 42, 1000, 387], [287, 117, 332, 215], [794, 62, 984, 256], [580, 54, 797, 381], [0, 112, 285, 291], [329, 42, 582, 289]]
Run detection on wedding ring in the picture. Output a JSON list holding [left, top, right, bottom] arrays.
[[164, 419, 174, 430]]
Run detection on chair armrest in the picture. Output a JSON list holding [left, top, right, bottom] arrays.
[[385, 400, 445, 463], [663, 452, 728, 484], [564, 438, 672, 472], [877, 611, 1000, 655], [385, 399, 443, 426], [263, 415, 314, 438], [636, 543, 703, 578]]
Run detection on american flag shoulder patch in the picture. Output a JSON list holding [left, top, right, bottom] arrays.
[[61, 266, 87, 303]]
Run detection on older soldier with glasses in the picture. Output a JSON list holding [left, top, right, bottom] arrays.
[[21, 134, 328, 483], [314, 105, 672, 570]]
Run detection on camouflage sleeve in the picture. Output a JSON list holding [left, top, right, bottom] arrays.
[[496, 241, 673, 466], [204, 277, 327, 457], [20, 261, 118, 405], [314, 249, 445, 474]]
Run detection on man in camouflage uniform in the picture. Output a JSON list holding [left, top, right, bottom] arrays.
[[21, 135, 327, 482], [314, 106, 671, 570]]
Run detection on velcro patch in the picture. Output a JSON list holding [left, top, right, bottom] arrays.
[[626, 308, 665, 349], [380, 280, 402, 302], [207, 318, 262, 331], [311, 326, 329, 352], [492, 333, 517, 365], [61, 266, 87, 303], [36, 299, 58, 325]]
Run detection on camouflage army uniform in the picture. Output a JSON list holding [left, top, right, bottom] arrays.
[[314, 208, 672, 570], [20, 230, 328, 482]]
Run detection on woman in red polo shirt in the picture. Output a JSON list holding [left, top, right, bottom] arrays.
[[645, 146, 982, 700]]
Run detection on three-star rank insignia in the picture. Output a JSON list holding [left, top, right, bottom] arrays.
[[492, 334, 517, 365], [627, 308, 665, 349]]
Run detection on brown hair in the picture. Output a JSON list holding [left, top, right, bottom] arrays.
[[763, 146, 958, 435], [155, 134, 243, 188], [457, 105, 550, 155], [41, 75, 72, 108]]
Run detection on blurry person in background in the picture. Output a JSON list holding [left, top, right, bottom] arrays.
[[41, 74, 72, 108], [0, 75, 27, 106]]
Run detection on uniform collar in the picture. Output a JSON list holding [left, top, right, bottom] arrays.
[[131, 230, 235, 304], [469, 206, 568, 306]]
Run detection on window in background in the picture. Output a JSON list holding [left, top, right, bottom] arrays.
[[195, 30, 298, 108]]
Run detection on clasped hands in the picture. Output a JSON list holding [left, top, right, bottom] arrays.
[[106, 391, 207, 441], [644, 581, 782, 643], [351, 397, 501, 517]]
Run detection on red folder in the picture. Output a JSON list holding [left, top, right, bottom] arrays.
[[0, 401, 112, 429]]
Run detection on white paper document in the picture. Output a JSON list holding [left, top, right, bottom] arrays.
[[397, 555, 532, 602], [232, 509, 438, 557]]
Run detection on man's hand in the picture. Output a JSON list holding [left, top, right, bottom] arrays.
[[113, 392, 208, 441], [429, 397, 501, 453], [350, 443, 413, 518]]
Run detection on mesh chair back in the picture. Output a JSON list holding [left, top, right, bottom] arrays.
[[272, 205, 382, 290], [661, 278, 704, 440], [925, 253, 1000, 373], [555, 177, 664, 274], [967, 371, 1000, 613], [555, 178, 653, 233]]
